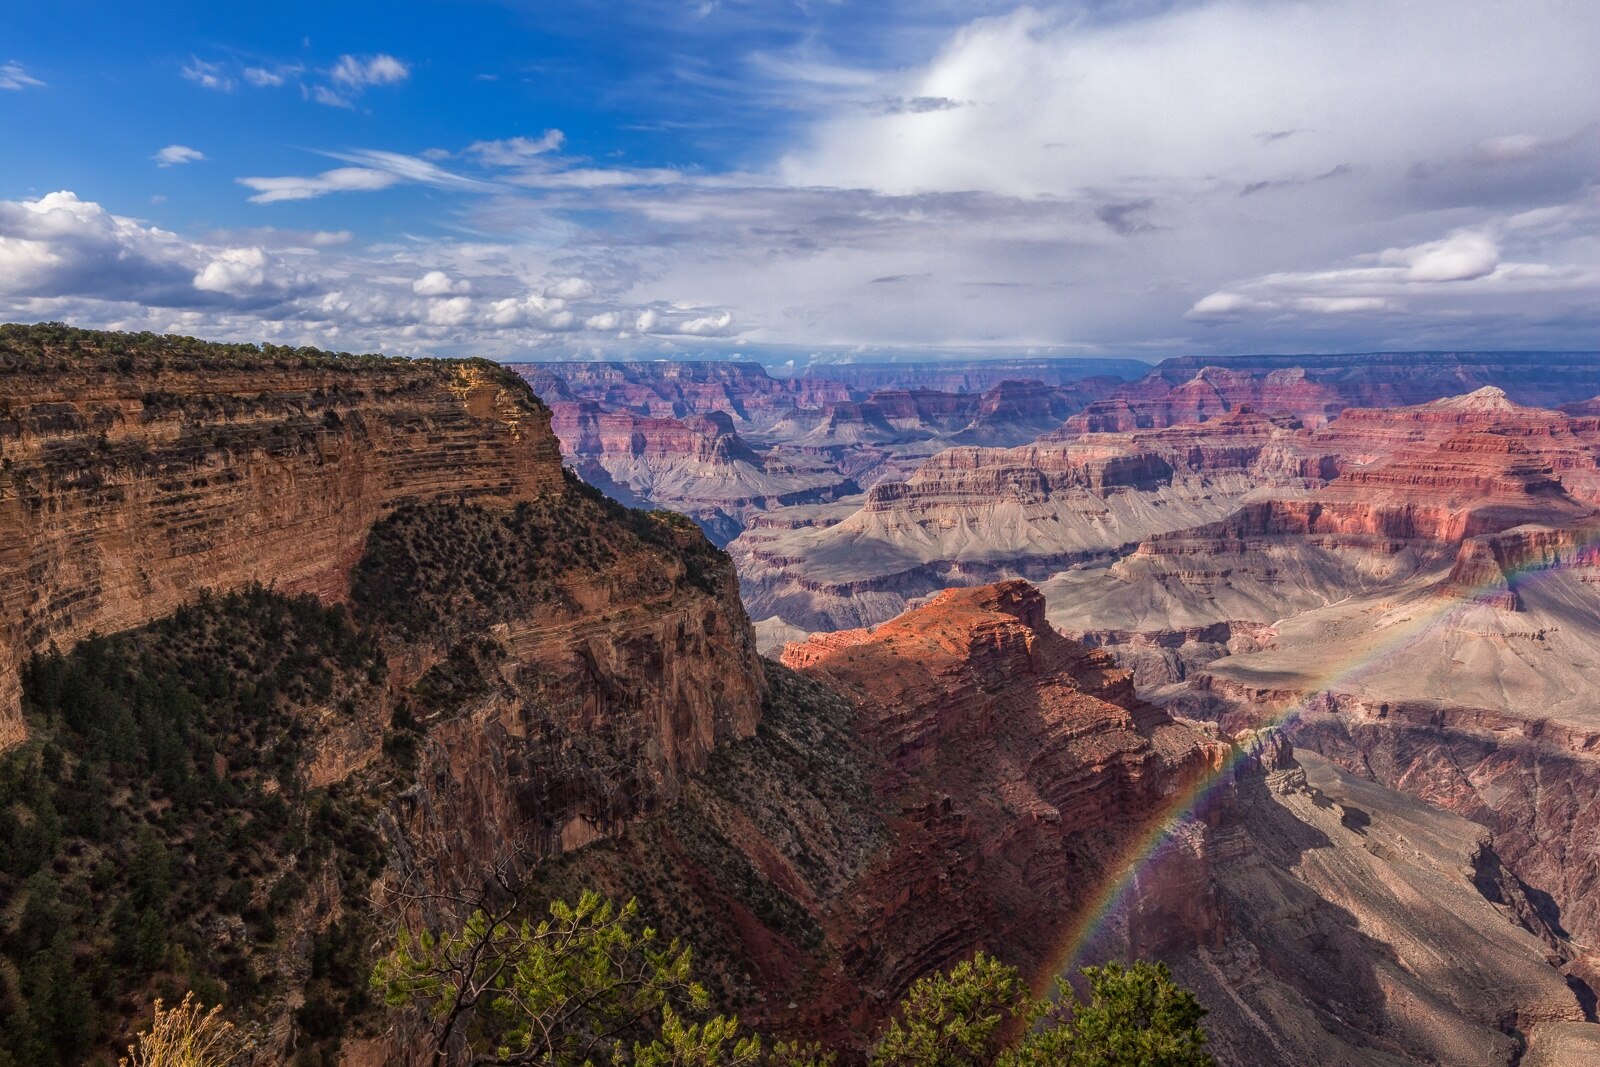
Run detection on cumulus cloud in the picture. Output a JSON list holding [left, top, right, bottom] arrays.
[[193, 247, 270, 295], [543, 276, 592, 300], [0, 189, 741, 356], [1187, 221, 1596, 323], [0, 191, 300, 308], [425, 295, 474, 326], [153, 145, 206, 167], [413, 270, 470, 296], [238, 167, 400, 203], [0, 62, 43, 90], [675, 310, 735, 336]]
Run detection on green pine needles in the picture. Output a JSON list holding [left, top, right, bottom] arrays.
[[371, 891, 1214, 1067]]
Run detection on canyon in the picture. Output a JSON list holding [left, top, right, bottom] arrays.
[[7, 328, 1600, 1066], [530, 348, 1600, 1064]]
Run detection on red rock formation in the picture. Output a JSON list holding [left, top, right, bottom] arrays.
[[0, 338, 562, 746], [764, 582, 1210, 1025], [525, 580, 1210, 1048]]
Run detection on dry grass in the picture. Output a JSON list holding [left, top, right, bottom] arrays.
[[119, 993, 244, 1067]]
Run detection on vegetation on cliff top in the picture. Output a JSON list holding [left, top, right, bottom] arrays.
[[0, 321, 542, 412], [351, 474, 727, 641]]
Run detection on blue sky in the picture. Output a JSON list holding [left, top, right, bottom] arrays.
[[2, 0, 1597, 362]]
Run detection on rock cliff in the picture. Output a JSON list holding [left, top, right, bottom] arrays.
[[0, 325, 563, 747], [0, 325, 768, 1063], [514, 579, 1214, 1049]]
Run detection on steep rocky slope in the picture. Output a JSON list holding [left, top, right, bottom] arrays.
[[0, 325, 763, 1063], [1163, 748, 1595, 1066], [0, 325, 562, 746], [515, 580, 1216, 1048]]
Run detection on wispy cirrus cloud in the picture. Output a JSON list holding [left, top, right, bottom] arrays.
[[0, 61, 43, 90], [238, 168, 400, 203]]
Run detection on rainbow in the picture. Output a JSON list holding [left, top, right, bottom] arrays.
[[1044, 520, 1600, 980]]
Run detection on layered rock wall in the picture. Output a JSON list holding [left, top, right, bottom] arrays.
[[0, 333, 564, 744]]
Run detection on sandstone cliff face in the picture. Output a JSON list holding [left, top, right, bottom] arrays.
[[1038, 388, 1600, 646], [0, 328, 774, 1063], [0, 330, 563, 746], [511, 580, 1212, 1049], [369, 498, 766, 906]]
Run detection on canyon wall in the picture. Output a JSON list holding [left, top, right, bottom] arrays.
[[509, 579, 1216, 1049], [0, 327, 565, 745]]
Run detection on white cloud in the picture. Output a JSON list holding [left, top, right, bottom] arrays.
[[319, 149, 492, 192], [1188, 219, 1596, 321], [413, 270, 470, 296], [0, 191, 301, 308], [543, 276, 592, 299], [1385, 231, 1500, 283], [193, 247, 269, 295], [781, 2, 1599, 200], [331, 54, 409, 88], [0, 62, 43, 91], [181, 58, 233, 92], [675, 310, 734, 336], [312, 85, 354, 109], [425, 295, 474, 326], [244, 65, 293, 88], [238, 167, 400, 203], [468, 131, 565, 166], [153, 145, 206, 167]]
